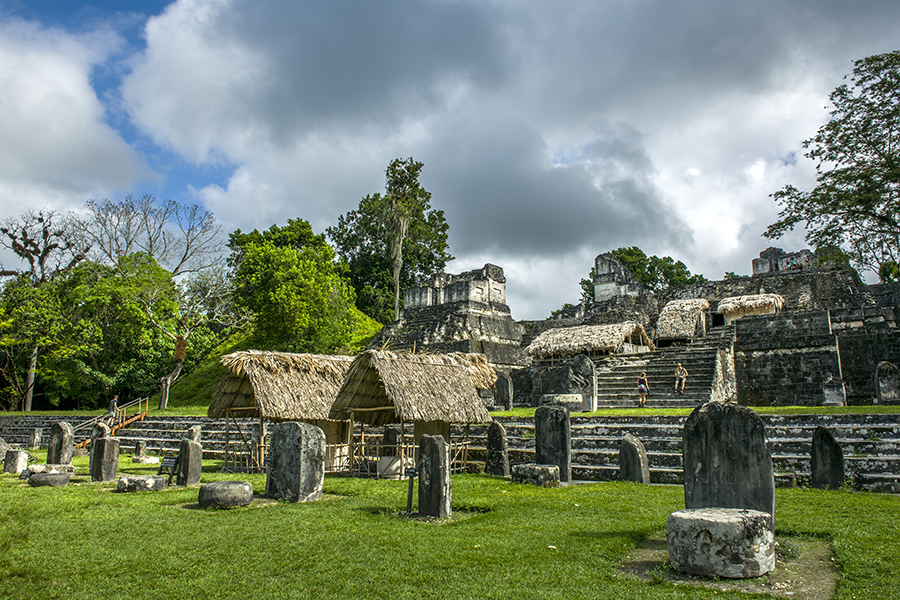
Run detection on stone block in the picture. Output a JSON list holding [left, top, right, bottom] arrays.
[[117, 475, 167, 492], [24, 464, 75, 474], [619, 434, 650, 484], [132, 456, 160, 464], [683, 402, 775, 529], [134, 440, 147, 458], [27, 472, 70, 487], [876, 361, 899, 404], [493, 372, 513, 411], [0, 437, 9, 455], [90, 437, 120, 482], [199, 481, 254, 508], [176, 439, 202, 486], [266, 422, 325, 502], [4, 450, 29, 474], [535, 405, 571, 482], [511, 463, 560, 487], [47, 422, 74, 465], [187, 425, 202, 443], [811, 426, 844, 490], [418, 434, 451, 518], [667, 508, 775, 579], [29, 428, 41, 448], [485, 421, 510, 477], [382, 425, 401, 456]]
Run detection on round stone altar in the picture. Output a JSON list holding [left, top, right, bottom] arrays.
[[198, 480, 254, 508], [666, 507, 775, 579]]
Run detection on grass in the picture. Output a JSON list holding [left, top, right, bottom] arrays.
[[2, 451, 899, 599]]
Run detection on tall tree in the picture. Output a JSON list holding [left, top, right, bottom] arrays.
[[765, 50, 900, 281], [607, 247, 706, 294], [328, 159, 452, 324], [0, 210, 88, 410]]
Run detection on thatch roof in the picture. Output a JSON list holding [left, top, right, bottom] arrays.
[[327, 350, 495, 426], [716, 294, 785, 314], [656, 299, 710, 340], [526, 321, 655, 359], [209, 351, 353, 420]]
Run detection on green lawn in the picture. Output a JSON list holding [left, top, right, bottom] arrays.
[[1, 452, 898, 599]]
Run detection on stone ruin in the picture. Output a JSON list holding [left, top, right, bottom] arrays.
[[418, 434, 451, 518], [266, 422, 325, 502], [751, 247, 815, 275], [669, 401, 776, 579]]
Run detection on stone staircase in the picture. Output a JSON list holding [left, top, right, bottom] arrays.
[[460, 412, 900, 493], [592, 326, 734, 408]]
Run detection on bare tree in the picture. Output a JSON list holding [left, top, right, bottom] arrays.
[[81, 194, 223, 276], [0, 210, 89, 410]]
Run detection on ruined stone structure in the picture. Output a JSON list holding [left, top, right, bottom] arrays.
[[592, 253, 648, 302], [752, 247, 815, 275], [370, 264, 528, 385]]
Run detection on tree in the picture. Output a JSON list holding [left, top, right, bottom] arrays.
[[0, 210, 89, 410], [232, 240, 356, 353], [609, 247, 706, 294], [328, 159, 453, 324], [80, 194, 223, 276], [765, 50, 900, 281], [228, 218, 329, 267]]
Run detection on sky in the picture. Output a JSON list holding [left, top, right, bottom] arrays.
[[1, 1, 898, 320]]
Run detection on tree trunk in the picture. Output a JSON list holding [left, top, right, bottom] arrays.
[[23, 344, 37, 412], [158, 361, 184, 410]]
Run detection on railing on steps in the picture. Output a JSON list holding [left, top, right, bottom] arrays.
[[73, 397, 150, 448]]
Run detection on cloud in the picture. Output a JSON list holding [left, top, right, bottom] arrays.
[[0, 18, 152, 214]]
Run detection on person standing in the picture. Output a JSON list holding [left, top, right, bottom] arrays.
[[675, 363, 688, 394], [106, 394, 119, 425], [637, 372, 649, 408]]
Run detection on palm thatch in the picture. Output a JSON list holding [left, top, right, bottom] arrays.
[[717, 294, 785, 315], [209, 351, 354, 421], [656, 299, 710, 340], [327, 350, 495, 426], [526, 321, 655, 359]]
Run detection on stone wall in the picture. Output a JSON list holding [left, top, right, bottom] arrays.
[[838, 330, 900, 402], [404, 264, 507, 311], [592, 253, 648, 302], [733, 311, 842, 406]]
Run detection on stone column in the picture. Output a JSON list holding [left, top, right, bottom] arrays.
[[89, 423, 111, 475], [266, 422, 325, 502], [683, 402, 775, 529], [418, 434, 451, 518], [4, 450, 28, 474], [811, 426, 844, 490], [535, 405, 571, 482], [619, 433, 650, 484], [47, 422, 74, 465], [177, 439, 203, 486], [485, 421, 510, 477], [29, 428, 41, 449], [90, 437, 120, 482], [134, 440, 147, 458]]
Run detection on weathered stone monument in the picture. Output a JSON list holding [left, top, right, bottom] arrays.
[[135, 440, 147, 457], [90, 437, 120, 482], [535, 405, 571, 482], [511, 463, 560, 487], [29, 428, 41, 448], [199, 481, 254, 508], [493, 372, 513, 411], [667, 508, 775, 578], [811, 426, 844, 490], [485, 421, 510, 477], [4, 450, 28, 474], [117, 475, 167, 492], [682, 402, 776, 526], [266, 422, 325, 502], [876, 361, 899, 404], [187, 425, 202, 443], [176, 438, 203, 486], [418, 434, 451, 518], [619, 434, 650, 484], [27, 472, 70, 487], [47, 422, 74, 465]]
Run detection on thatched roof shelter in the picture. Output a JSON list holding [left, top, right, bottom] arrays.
[[656, 299, 710, 340], [209, 351, 353, 421], [526, 321, 655, 360], [327, 350, 495, 426], [717, 294, 785, 315]]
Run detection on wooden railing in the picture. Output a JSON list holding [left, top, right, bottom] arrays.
[[73, 397, 150, 447]]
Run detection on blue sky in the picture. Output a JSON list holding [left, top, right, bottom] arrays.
[[1, 1, 898, 318]]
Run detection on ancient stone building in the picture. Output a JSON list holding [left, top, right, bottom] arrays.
[[752, 247, 815, 275], [369, 264, 527, 373]]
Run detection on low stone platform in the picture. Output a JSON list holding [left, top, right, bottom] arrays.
[[511, 463, 560, 487], [667, 508, 774, 579], [23, 464, 77, 474], [117, 475, 168, 492], [199, 481, 254, 508], [27, 472, 70, 487]]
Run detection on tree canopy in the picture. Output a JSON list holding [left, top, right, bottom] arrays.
[[328, 159, 452, 324], [765, 50, 900, 282]]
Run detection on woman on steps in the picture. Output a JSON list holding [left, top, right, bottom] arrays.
[[637, 372, 649, 408]]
